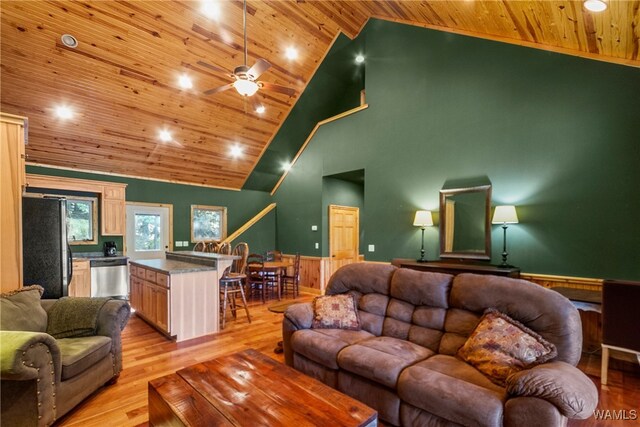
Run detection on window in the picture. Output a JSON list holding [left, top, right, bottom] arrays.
[[191, 205, 227, 242], [135, 213, 162, 251], [66, 196, 98, 245]]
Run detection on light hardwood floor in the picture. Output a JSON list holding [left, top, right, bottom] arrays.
[[57, 295, 639, 426]]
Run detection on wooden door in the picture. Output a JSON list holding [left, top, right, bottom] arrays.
[[328, 205, 359, 278]]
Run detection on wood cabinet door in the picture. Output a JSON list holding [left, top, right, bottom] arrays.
[[142, 281, 156, 322], [129, 277, 142, 312], [69, 260, 91, 297], [102, 199, 125, 235], [155, 287, 169, 333]]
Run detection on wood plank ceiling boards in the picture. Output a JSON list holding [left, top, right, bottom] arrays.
[[1, 1, 638, 189]]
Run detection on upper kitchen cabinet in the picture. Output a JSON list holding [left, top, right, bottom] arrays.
[[1, 113, 27, 291], [26, 174, 127, 236], [101, 184, 126, 235]]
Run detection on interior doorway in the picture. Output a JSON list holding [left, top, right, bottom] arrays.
[[328, 204, 360, 277], [125, 203, 173, 260]]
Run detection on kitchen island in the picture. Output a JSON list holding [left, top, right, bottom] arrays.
[[129, 251, 238, 342]]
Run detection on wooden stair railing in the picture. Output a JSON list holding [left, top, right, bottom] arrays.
[[221, 203, 276, 245]]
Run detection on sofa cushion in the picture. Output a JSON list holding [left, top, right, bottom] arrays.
[[458, 309, 557, 386], [338, 336, 433, 389], [57, 336, 112, 380], [398, 355, 507, 426], [312, 294, 361, 330], [0, 285, 47, 332], [291, 328, 374, 369]]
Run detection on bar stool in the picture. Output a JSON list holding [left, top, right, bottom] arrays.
[[219, 266, 251, 329]]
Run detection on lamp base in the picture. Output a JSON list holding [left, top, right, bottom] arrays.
[[416, 258, 428, 263], [497, 263, 516, 269]]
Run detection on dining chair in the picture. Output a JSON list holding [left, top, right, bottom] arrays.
[[246, 253, 268, 303], [193, 241, 207, 252], [219, 266, 251, 329], [265, 250, 282, 262], [281, 253, 301, 298], [232, 242, 249, 275], [207, 241, 221, 253], [218, 242, 232, 255]]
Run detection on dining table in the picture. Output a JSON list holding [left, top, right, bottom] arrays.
[[247, 260, 291, 301]]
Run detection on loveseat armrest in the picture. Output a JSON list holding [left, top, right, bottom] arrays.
[[95, 300, 131, 375], [282, 303, 313, 366], [506, 361, 598, 419]]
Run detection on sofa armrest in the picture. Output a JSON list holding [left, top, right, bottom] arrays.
[[95, 300, 131, 374], [506, 361, 598, 419], [0, 331, 61, 426], [282, 303, 313, 366]]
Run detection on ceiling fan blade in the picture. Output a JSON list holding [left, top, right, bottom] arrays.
[[258, 81, 296, 96], [204, 83, 234, 95], [196, 60, 231, 76], [247, 59, 271, 80]]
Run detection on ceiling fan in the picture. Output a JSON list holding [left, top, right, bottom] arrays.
[[199, 0, 296, 99]]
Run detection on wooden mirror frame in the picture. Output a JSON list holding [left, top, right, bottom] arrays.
[[439, 184, 492, 260]]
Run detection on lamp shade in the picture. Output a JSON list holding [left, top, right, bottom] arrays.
[[233, 79, 259, 96], [413, 210, 433, 227], [492, 205, 519, 224]]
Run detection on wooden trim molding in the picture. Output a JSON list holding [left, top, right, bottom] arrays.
[[520, 272, 603, 291], [270, 104, 369, 196], [221, 203, 276, 244]]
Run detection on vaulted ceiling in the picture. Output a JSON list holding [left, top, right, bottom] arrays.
[[2, 1, 638, 190]]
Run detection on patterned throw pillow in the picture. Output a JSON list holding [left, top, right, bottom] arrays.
[[312, 294, 361, 330], [457, 308, 557, 386]]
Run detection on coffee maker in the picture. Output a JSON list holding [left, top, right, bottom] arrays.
[[103, 241, 117, 257]]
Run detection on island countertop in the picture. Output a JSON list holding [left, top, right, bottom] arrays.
[[165, 251, 239, 261], [129, 258, 216, 275]]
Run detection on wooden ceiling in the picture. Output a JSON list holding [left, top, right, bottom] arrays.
[[2, 1, 638, 190]]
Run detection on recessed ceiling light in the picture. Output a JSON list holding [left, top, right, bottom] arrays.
[[178, 74, 193, 89], [285, 47, 298, 60], [55, 105, 74, 120], [230, 145, 243, 158], [583, 0, 607, 12], [255, 105, 266, 114], [282, 162, 292, 172], [355, 54, 365, 64], [201, 0, 221, 20], [60, 34, 78, 48], [158, 129, 172, 142]]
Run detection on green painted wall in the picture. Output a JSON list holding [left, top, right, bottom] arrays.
[[272, 19, 640, 280], [26, 166, 276, 256]]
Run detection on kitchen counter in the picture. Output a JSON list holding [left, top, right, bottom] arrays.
[[72, 252, 128, 261], [129, 258, 215, 275]]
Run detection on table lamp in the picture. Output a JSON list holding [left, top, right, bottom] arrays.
[[492, 205, 518, 268], [413, 210, 433, 262]]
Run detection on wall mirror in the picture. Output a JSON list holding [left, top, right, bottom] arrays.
[[439, 180, 492, 260]]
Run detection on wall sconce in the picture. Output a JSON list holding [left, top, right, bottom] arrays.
[[413, 210, 433, 262], [492, 205, 519, 268]]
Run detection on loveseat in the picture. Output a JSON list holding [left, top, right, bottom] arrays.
[[1, 286, 131, 426], [283, 264, 598, 426]]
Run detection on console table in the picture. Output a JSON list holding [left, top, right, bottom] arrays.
[[391, 259, 520, 278]]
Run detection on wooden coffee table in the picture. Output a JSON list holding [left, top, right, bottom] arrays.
[[148, 348, 378, 426]]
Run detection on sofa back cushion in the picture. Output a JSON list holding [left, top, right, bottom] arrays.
[[384, 269, 453, 352], [0, 285, 48, 332], [444, 273, 582, 365], [326, 263, 396, 337]]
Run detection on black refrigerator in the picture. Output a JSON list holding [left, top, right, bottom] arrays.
[[22, 196, 72, 299]]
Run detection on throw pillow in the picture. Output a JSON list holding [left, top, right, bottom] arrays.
[[312, 294, 361, 330], [457, 308, 557, 386], [0, 285, 48, 332]]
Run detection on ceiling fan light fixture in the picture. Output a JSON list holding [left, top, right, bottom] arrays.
[[583, 0, 607, 12], [233, 79, 259, 96]]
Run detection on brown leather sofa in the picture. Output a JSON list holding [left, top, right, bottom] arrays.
[[283, 263, 598, 426]]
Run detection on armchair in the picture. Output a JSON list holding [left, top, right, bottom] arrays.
[[1, 286, 130, 426]]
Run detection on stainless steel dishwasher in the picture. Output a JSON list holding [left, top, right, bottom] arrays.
[[90, 258, 129, 299]]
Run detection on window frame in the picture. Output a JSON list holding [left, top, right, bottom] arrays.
[[190, 204, 227, 242], [37, 193, 99, 245]]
